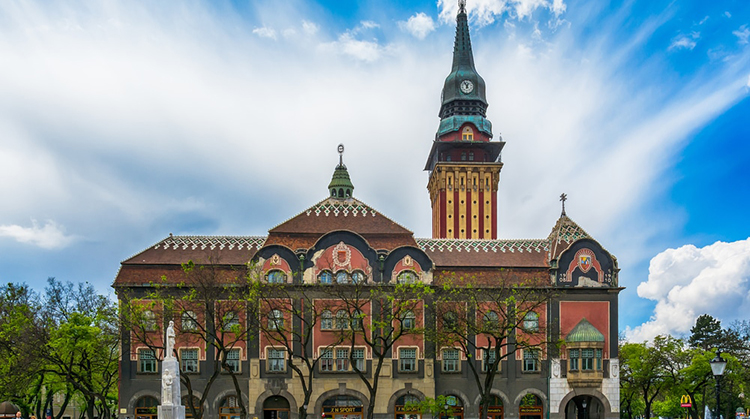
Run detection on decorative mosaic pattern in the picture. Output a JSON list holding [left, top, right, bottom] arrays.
[[550, 216, 590, 243], [156, 236, 267, 251], [305, 198, 378, 217], [416, 238, 549, 253]]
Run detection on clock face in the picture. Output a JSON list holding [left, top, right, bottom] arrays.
[[460, 79, 474, 94]]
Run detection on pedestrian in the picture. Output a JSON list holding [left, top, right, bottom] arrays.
[[15, 412, 22, 419], [29, 416, 37, 419]]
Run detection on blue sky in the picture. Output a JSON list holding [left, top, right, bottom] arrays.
[[0, 0, 748, 341]]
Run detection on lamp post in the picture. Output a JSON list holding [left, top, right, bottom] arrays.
[[710, 351, 728, 419]]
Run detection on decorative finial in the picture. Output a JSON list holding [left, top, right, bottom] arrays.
[[458, 0, 466, 14], [559, 193, 567, 216], [338, 143, 344, 166]]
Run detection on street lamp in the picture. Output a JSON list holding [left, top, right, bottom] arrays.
[[710, 351, 727, 419]]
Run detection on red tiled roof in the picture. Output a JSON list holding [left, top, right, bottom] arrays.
[[417, 238, 550, 268]]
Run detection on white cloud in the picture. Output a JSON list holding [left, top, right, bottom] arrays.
[[400, 12, 436, 40], [252, 26, 277, 40], [747, 74, 750, 88], [0, 220, 75, 249], [437, 0, 567, 26], [324, 33, 384, 62], [725, 11, 732, 18], [669, 32, 699, 50], [626, 239, 750, 342], [302, 20, 319, 35], [359, 20, 379, 30], [733, 25, 750, 45]]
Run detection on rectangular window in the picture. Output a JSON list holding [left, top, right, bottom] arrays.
[[138, 348, 157, 373], [321, 349, 333, 372], [442, 348, 459, 372], [569, 349, 579, 371], [181, 348, 199, 373], [483, 349, 497, 372], [582, 349, 594, 371], [268, 348, 285, 372], [226, 348, 241, 373], [596, 349, 603, 370], [336, 348, 349, 371], [352, 348, 365, 372], [399, 348, 417, 372], [523, 349, 539, 372]]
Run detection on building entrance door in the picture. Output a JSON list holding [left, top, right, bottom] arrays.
[[322, 395, 364, 419], [263, 396, 290, 419], [564, 396, 603, 419]]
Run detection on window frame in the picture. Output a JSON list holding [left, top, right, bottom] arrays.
[[397, 270, 417, 284], [225, 348, 241, 373], [319, 271, 333, 284], [321, 310, 333, 330], [335, 310, 350, 330], [181, 311, 198, 332], [399, 347, 417, 373], [223, 311, 240, 331], [402, 310, 416, 330], [335, 348, 350, 371], [266, 270, 287, 284], [268, 309, 284, 331], [138, 348, 157, 374], [320, 348, 334, 372], [442, 348, 460, 373], [483, 348, 498, 373], [522, 349, 540, 373], [180, 348, 199, 374], [569, 348, 579, 371], [523, 312, 539, 332], [267, 347, 286, 373]]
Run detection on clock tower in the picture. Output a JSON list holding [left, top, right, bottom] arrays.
[[425, 0, 505, 239]]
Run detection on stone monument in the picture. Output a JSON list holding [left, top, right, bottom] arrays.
[[157, 321, 185, 419]]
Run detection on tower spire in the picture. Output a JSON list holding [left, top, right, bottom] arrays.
[[328, 144, 354, 200]]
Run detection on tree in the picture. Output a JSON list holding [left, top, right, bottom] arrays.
[[323, 278, 432, 419], [249, 280, 345, 419], [121, 258, 253, 419], [619, 340, 671, 419], [427, 275, 556, 419], [690, 314, 724, 351]]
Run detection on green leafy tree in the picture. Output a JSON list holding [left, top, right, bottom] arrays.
[[324, 278, 432, 419], [427, 274, 556, 419], [121, 258, 253, 419], [619, 340, 671, 419]]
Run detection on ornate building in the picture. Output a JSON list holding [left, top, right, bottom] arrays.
[[113, 4, 621, 419]]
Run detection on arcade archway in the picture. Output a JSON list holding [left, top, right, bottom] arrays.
[[564, 396, 603, 419], [264, 395, 291, 419]]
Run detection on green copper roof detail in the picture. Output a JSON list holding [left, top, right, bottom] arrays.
[[438, 115, 493, 137], [328, 144, 354, 199], [565, 318, 605, 343], [437, 1, 491, 137]]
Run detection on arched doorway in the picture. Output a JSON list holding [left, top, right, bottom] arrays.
[[444, 395, 463, 419], [394, 394, 421, 419], [135, 396, 158, 419], [564, 396, 603, 419], [322, 395, 364, 419], [264, 396, 290, 419], [484, 395, 503, 419], [519, 394, 543, 419], [220, 395, 242, 419]]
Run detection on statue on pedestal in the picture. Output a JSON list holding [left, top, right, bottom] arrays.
[[158, 320, 185, 419]]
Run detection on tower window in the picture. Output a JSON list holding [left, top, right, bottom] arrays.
[[461, 152, 467, 161], [462, 127, 474, 141], [469, 152, 474, 161]]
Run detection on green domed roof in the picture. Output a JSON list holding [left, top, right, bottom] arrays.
[[565, 318, 604, 343], [328, 144, 354, 199]]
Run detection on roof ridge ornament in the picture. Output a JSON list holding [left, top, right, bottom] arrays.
[[328, 144, 354, 199], [458, 0, 466, 14], [560, 193, 567, 216]]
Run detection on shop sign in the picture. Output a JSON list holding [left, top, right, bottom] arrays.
[[680, 395, 692, 408], [324, 407, 363, 414], [519, 407, 542, 414], [487, 407, 504, 414]]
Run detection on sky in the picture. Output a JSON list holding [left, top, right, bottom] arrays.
[[0, 0, 749, 342]]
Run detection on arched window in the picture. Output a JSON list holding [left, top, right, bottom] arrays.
[[462, 126, 474, 141], [443, 311, 458, 330], [143, 310, 157, 331], [268, 309, 284, 330], [338, 188, 344, 197], [219, 396, 241, 419], [351, 309, 364, 330], [321, 310, 333, 330], [523, 312, 539, 332], [483, 311, 499, 330], [397, 270, 417, 284], [402, 310, 416, 330], [335, 310, 350, 329], [223, 311, 240, 330], [181, 310, 198, 331], [266, 270, 286, 284], [351, 271, 365, 284], [319, 271, 333, 284], [336, 271, 350, 284]]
